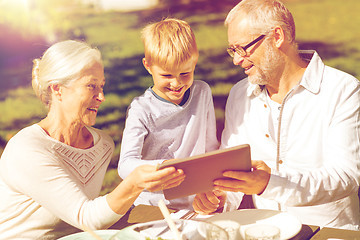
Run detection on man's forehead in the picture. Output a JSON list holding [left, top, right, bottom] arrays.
[[227, 16, 251, 46]]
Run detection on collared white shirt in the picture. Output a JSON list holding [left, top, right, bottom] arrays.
[[222, 51, 360, 230]]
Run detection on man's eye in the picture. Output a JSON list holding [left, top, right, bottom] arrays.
[[88, 84, 96, 89]]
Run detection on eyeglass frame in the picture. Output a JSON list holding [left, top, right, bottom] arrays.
[[227, 34, 266, 58]]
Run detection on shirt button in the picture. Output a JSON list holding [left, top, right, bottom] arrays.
[[279, 160, 283, 164], [265, 134, 270, 138], [264, 104, 267, 108]]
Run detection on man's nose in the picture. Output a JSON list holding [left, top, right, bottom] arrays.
[[233, 53, 245, 66]]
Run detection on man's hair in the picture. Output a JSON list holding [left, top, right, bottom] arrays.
[[141, 18, 198, 71], [225, 0, 296, 44]]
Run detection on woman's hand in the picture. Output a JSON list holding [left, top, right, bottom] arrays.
[[107, 165, 185, 215], [129, 165, 185, 192], [193, 190, 227, 215]]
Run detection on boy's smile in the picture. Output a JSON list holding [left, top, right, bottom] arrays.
[[143, 56, 198, 105]]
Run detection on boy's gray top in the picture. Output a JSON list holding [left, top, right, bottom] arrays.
[[118, 80, 219, 209]]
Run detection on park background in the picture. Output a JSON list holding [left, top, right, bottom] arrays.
[[0, 0, 359, 194]]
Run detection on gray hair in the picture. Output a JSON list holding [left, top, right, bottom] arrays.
[[32, 40, 102, 107], [225, 0, 296, 43]]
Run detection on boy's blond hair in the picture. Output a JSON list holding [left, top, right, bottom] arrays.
[[141, 18, 198, 71]]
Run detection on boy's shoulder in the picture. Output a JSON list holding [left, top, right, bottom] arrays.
[[193, 80, 210, 88], [192, 80, 211, 93], [128, 88, 158, 110]]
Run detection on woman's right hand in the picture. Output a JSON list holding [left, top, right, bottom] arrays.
[[129, 165, 185, 192]]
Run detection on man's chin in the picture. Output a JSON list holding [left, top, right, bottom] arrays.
[[247, 74, 268, 85]]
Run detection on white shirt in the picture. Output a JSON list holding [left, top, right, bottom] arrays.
[[118, 80, 219, 209], [221, 51, 360, 230], [0, 124, 121, 239]]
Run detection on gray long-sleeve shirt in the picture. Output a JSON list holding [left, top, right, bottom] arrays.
[[118, 80, 219, 210]]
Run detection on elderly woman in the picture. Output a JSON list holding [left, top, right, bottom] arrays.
[[0, 40, 185, 239]]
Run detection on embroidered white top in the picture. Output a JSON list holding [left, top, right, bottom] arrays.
[[221, 51, 360, 230], [0, 124, 122, 239]]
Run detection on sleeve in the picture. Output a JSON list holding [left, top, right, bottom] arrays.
[[205, 85, 220, 152], [118, 103, 165, 179], [223, 192, 244, 212], [261, 78, 360, 207], [220, 83, 248, 149], [219, 83, 247, 210], [2, 141, 122, 230]]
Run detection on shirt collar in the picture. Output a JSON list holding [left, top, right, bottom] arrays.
[[148, 86, 191, 106], [247, 50, 325, 97], [298, 50, 324, 94]]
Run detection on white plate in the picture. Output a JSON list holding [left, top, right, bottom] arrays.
[[58, 230, 121, 240], [206, 209, 302, 240], [124, 219, 229, 240]]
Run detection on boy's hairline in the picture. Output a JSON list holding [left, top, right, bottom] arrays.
[[145, 52, 199, 71]]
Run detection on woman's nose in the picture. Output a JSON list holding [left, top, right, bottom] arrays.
[[97, 91, 105, 102]]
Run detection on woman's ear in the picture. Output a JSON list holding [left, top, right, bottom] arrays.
[[142, 58, 152, 75], [273, 26, 285, 48], [50, 84, 62, 101]]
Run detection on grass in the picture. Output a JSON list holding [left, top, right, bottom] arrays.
[[0, 0, 359, 192]]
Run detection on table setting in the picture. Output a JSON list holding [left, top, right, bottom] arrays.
[[58, 199, 323, 240]]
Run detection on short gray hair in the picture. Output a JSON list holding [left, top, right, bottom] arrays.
[[225, 0, 296, 43], [32, 40, 102, 107]]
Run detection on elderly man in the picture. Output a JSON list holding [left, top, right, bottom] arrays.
[[193, 0, 360, 230]]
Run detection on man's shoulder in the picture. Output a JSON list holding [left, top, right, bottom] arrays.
[[324, 65, 360, 86], [229, 79, 250, 95]]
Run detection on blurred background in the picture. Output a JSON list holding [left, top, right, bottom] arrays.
[[0, 0, 359, 193]]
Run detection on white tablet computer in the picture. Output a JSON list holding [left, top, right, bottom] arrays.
[[156, 144, 251, 200]]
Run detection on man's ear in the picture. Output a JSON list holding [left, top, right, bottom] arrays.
[[50, 84, 62, 101], [273, 26, 285, 48], [142, 58, 152, 75]]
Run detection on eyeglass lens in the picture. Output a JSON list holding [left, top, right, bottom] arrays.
[[227, 34, 265, 58]]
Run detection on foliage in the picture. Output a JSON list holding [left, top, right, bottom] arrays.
[[0, 0, 359, 192], [100, 168, 122, 195]]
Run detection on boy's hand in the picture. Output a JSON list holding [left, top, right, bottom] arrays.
[[193, 190, 226, 215]]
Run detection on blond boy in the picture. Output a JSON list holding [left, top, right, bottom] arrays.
[[118, 18, 219, 210]]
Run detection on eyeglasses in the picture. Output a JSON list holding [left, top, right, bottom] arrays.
[[227, 35, 265, 58]]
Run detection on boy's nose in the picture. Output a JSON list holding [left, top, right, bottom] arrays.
[[170, 78, 181, 88]]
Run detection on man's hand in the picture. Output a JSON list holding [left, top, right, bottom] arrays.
[[214, 160, 271, 195], [193, 190, 226, 215]]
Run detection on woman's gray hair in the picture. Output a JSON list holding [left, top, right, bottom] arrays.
[[225, 0, 296, 44], [32, 40, 102, 107]]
